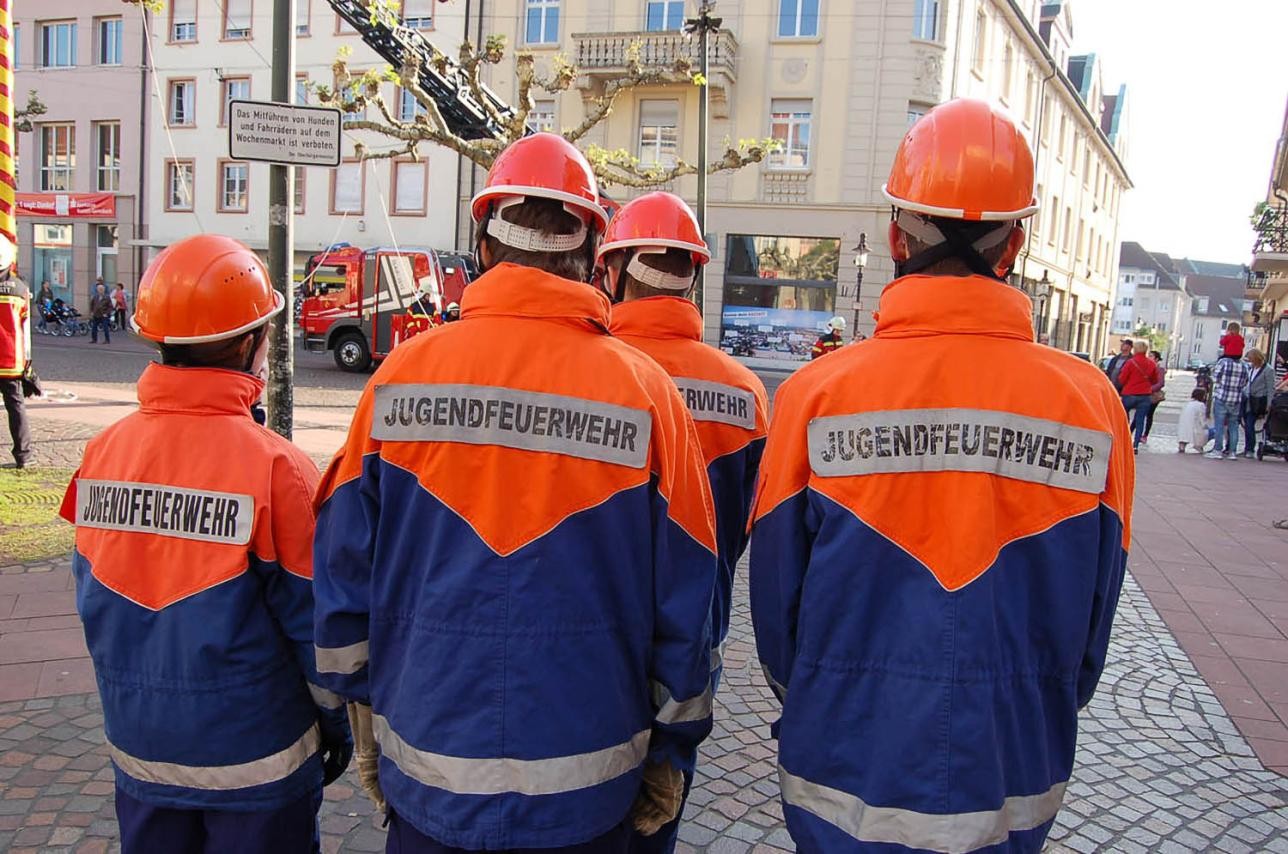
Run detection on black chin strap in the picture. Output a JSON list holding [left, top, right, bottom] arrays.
[[895, 216, 1009, 282]]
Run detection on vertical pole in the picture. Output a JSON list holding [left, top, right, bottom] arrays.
[[266, 0, 296, 438], [695, 2, 710, 235], [0, 0, 16, 254]]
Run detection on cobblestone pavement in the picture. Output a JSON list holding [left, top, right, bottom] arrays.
[[2, 563, 1286, 853]]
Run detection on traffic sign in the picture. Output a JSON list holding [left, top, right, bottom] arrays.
[[228, 100, 343, 168]]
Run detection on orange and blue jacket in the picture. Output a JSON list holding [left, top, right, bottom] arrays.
[[611, 296, 768, 651], [749, 275, 1133, 853], [59, 364, 342, 810], [312, 264, 718, 850]]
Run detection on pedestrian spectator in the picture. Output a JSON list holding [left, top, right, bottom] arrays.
[[811, 316, 845, 359], [1219, 321, 1245, 360], [0, 240, 32, 469], [1117, 340, 1162, 452], [1206, 351, 1251, 459], [1038, 331, 1051, 345], [35, 281, 53, 334], [1242, 348, 1275, 458], [1141, 350, 1165, 442], [111, 282, 128, 331], [1104, 338, 1133, 388], [313, 134, 717, 851], [89, 282, 113, 344], [1178, 388, 1213, 454], [750, 100, 1132, 853], [441, 301, 461, 323], [59, 235, 352, 852]]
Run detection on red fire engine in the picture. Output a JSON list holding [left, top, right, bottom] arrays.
[[300, 244, 446, 372]]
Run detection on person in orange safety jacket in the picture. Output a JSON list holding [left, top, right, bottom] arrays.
[[749, 99, 1134, 853], [600, 192, 769, 854], [311, 133, 719, 852], [59, 235, 352, 854]]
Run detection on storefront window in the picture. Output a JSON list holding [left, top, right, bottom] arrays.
[[33, 224, 74, 305], [720, 234, 839, 366]]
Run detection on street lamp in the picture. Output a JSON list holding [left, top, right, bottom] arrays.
[[850, 232, 870, 334], [1034, 270, 1052, 342]]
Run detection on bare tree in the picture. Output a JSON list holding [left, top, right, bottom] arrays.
[[14, 91, 47, 134]]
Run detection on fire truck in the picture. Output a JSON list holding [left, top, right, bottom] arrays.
[[299, 244, 446, 372]]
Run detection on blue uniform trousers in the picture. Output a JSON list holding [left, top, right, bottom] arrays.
[[114, 786, 321, 854], [386, 812, 631, 853]]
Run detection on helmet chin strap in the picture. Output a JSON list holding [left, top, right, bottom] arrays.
[[485, 196, 588, 252], [894, 211, 1012, 281], [626, 248, 696, 291]]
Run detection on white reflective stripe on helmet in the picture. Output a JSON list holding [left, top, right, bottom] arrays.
[[627, 248, 694, 291], [895, 211, 1011, 252], [485, 196, 589, 253]]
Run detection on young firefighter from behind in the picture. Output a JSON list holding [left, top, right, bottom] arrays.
[[600, 192, 768, 854], [749, 99, 1134, 853], [312, 134, 719, 853], [59, 235, 353, 853]]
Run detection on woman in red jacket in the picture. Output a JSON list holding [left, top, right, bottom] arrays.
[[1117, 340, 1162, 452]]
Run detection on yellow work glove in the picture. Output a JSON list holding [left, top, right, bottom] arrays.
[[346, 702, 386, 814], [630, 761, 685, 836]]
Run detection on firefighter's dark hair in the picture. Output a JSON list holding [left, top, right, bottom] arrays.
[[603, 247, 696, 302], [478, 196, 595, 283], [157, 325, 268, 371]]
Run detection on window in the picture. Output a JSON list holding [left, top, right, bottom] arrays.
[[399, 89, 429, 122], [219, 160, 249, 212], [13, 24, 17, 70], [39, 124, 75, 191], [1082, 147, 1091, 186], [1056, 114, 1066, 160], [1024, 73, 1036, 122], [336, 13, 358, 34], [95, 122, 121, 192], [295, 73, 310, 105], [166, 160, 195, 211], [526, 99, 556, 133], [40, 21, 77, 68], [294, 166, 306, 214], [223, 0, 252, 39], [1002, 43, 1014, 101], [768, 99, 812, 169], [972, 7, 987, 73], [221, 77, 251, 126], [402, 0, 434, 29], [97, 18, 123, 65], [525, 0, 559, 44], [1076, 221, 1085, 262], [646, 1, 685, 32], [1062, 206, 1072, 254], [913, 0, 939, 40], [1069, 135, 1078, 176], [168, 79, 195, 126], [331, 161, 364, 214], [907, 103, 929, 128], [1047, 195, 1058, 245], [297, 0, 311, 35], [638, 100, 679, 168], [392, 160, 428, 214], [1040, 94, 1051, 142], [171, 0, 197, 42], [778, 0, 819, 38]]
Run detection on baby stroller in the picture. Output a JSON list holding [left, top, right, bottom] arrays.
[[47, 299, 89, 336], [1257, 391, 1288, 461]]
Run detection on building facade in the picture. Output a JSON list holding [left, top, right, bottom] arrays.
[[142, 0, 465, 271], [1182, 274, 1247, 366], [470, 0, 1129, 366], [14, 2, 145, 311], [1251, 97, 1288, 382], [1113, 242, 1185, 365]]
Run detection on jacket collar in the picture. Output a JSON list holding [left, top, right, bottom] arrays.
[[461, 262, 611, 332], [137, 362, 263, 416], [609, 296, 703, 341], [874, 274, 1035, 342]]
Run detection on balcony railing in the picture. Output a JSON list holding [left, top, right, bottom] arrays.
[[571, 29, 738, 84]]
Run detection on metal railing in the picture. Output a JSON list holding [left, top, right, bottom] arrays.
[[571, 29, 738, 80], [1253, 203, 1288, 256]]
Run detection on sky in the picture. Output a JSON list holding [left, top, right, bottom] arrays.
[[1069, 0, 1288, 265]]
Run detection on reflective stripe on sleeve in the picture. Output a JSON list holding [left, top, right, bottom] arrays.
[[373, 714, 648, 796], [315, 641, 369, 675], [308, 683, 346, 710], [779, 765, 1067, 853], [650, 680, 713, 725], [108, 724, 320, 792]]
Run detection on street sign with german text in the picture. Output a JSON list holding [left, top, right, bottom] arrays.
[[228, 100, 343, 168]]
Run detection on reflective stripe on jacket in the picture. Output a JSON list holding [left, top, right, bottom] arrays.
[[0, 276, 30, 378], [749, 275, 1133, 853], [312, 264, 718, 850], [59, 364, 334, 810], [810, 333, 843, 360], [611, 296, 768, 650]]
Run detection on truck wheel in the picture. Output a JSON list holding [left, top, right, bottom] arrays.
[[333, 332, 372, 373]]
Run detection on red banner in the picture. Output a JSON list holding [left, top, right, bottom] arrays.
[[16, 192, 116, 218]]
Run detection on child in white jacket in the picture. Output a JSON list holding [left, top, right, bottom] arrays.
[[1178, 387, 1214, 453]]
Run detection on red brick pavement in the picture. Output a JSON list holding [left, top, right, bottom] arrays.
[[0, 561, 95, 703], [1129, 447, 1288, 775]]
